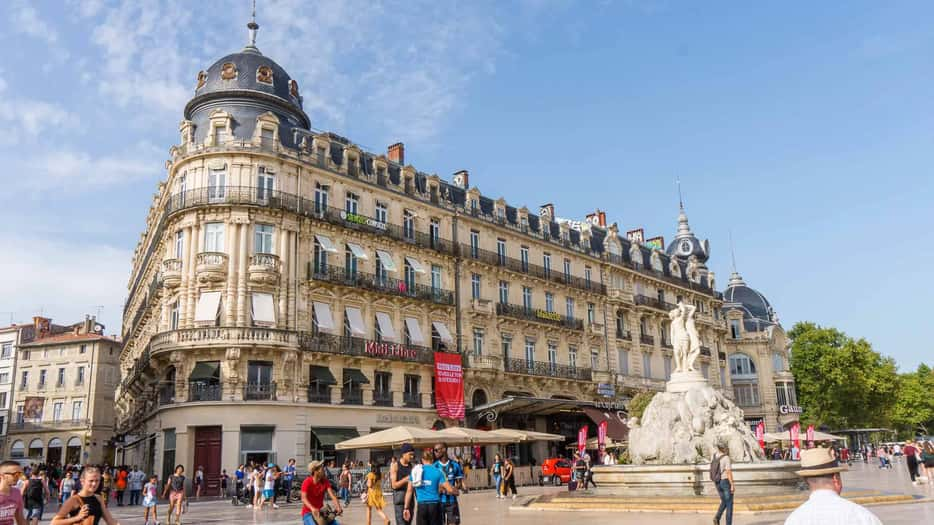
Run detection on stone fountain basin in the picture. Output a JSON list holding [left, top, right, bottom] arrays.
[[592, 461, 801, 497]]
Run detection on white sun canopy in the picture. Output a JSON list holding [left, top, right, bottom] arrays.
[[251, 293, 276, 324], [313, 302, 335, 332], [375, 312, 398, 342], [405, 256, 426, 274], [347, 242, 368, 260], [315, 234, 338, 253], [432, 321, 454, 344], [376, 250, 397, 272], [194, 291, 222, 322], [404, 317, 425, 346], [345, 307, 366, 336]]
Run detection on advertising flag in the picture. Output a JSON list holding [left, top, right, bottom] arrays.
[[433, 352, 464, 420], [577, 425, 588, 455], [597, 420, 608, 462], [806, 424, 815, 448], [790, 422, 801, 458], [755, 421, 765, 451]]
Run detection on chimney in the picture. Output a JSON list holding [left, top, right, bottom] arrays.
[[452, 170, 469, 189], [388, 142, 404, 165], [539, 203, 555, 222], [32, 316, 51, 339], [598, 210, 607, 227]]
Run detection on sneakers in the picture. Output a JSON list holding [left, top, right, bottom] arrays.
[[273, 504, 280, 509], [512, 495, 517, 500], [245, 504, 252, 509]]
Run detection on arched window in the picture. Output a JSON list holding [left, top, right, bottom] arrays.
[[48, 438, 63, 448], [67, 437, 81, 447], [471, 389, 488, 407], [729, 353, 757, 378], [28, 439, 43, 458], [10, 440, 24, 458]]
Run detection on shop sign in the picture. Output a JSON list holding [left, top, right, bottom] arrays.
[[365, 341, 418, 360], [779, 405, 803, 415], [376, 414, 421, 425], [645, 236, 665, 251], [594, 400, 626, 411], [626, 228, 645, 244], [535, 309, 562, 322], [341, 210, 388, 230], [596, 383, 615, 397]]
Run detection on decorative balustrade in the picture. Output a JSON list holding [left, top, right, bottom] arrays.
[[308, 265, 454, 306], [244, 382, 277, 401], [458, 243, 605, 295], [150, 327, 299, 354], [634, 294, 676, 312], [403, 392, 423, 408], [495, 302, 584, 331], [250, 253, 281, 271], [502, 357, 592, 381], [298, 332, 437, 365]]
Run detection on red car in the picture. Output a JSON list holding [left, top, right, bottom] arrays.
[[540, 458, 573, 486]]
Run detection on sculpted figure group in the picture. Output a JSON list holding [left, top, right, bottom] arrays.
[[668, 302, 701, 374]]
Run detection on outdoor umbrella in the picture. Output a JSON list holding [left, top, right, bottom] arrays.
[[437, 427, 521, 445], [488, 428, 565, 442], [762, 431, 846, 443], [335, 425, 440, 450]]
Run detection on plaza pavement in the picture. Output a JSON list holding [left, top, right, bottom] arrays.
[[99, 461, 931, 524]]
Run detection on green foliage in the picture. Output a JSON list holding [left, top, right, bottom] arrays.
[[891, 364, 934, 436], [628, 390, 656, 420], [788, 322, 898, 429]]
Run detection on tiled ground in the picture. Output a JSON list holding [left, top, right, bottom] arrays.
[[93, 460, 932, 524]]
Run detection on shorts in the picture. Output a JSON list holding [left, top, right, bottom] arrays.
[[26, 505, 43, 520], [263, 489, 275, 499], [143, 496, 157, 508], [170, 490, 184, 503]]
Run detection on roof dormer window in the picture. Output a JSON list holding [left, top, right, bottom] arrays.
[[256, 65, 273, 85]]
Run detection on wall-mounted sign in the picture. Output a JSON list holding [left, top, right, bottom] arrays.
[[645, 236, 665, 251], [535, 310, 562, 322], [596, 383, 615, 398], [376, 414, 421, 425], [364, 341, 418, 360], [626, 228, 645, 244], [341, 210, 388, 230], [779, 405, 803, 415]]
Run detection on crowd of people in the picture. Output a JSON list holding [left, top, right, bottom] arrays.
[[855, 439, 934, 485]]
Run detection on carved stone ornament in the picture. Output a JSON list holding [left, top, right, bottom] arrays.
[[225, 347, 241, 362], [289, 79, 299, 98], [220, 62, 238, 80], [196, 70, 207, 90], [257, 65, 273, 85]]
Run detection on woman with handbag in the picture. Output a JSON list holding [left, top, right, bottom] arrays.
[[51, 466, 121, 525], [364, 463, 390, 525]]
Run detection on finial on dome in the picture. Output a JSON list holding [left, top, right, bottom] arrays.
[[245, 0, 261, 53]]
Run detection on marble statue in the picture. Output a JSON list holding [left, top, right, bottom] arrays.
[[668, 302, 700, 373]]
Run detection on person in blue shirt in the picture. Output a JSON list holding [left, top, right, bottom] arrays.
[[404, 449, 456, 525], [432, 442, 464, 525], [284, 459, 297, 503], [235, 464, 245, 500]]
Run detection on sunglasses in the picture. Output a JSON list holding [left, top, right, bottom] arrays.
[[1, 472, 22, 477]]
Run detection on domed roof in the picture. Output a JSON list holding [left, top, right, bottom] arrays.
[[665, 205, 709, 263], [722, 272, 775, 323], [190, 47, 304, 114]]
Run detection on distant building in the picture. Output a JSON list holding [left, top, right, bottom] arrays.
[[7, 316, 121, 465], [0, 323, 35, 449]]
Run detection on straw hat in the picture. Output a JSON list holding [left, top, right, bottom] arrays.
[[795, 448, 849, 477], [307, 459, 324, 472]]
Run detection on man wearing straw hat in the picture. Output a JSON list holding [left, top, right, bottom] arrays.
[[784, 448, 882, 525]]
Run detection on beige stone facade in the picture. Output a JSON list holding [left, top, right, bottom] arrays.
[[6, 316, 120, 465]]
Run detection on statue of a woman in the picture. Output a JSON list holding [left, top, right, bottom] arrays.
[[683, 304, 700, 372], [668, 305, 689, 373]]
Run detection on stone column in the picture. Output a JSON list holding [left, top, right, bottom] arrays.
[[237, 223, 249, 325], [225, 223, 239, 325], [278, 229, 289, 327], [421, 369, 433, 408]]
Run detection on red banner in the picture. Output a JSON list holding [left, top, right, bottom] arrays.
[[578, 425, 588, 455], [597, 421, 608, 461], [790, 422, 801, 458], [434, 352, 464, 420], [756, 421, 765, 451], [806, 424, 815, 448]]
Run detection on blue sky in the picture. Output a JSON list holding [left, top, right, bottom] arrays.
[[0, 1, 931, 371]]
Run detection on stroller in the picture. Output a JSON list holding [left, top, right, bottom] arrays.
[[231, 483, 254, 505]]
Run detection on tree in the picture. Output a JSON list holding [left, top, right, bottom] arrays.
[[891, 364, 934, 436], [627, 390, 656, 421], [788, 322, 898, 429]]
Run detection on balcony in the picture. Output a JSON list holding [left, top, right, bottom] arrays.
[[605, 254, 720, 297], [373, 390, 393, 407], [158, 386, 176, 405], [7, 419, 91, 433], [469, 298, 494, 315], [587, 322, 605, 336], [503, 357, 592, 381], [244, 382, 276, 401], [495, 302, 584, 331], [309, 265, 454, 306], [403, 392, 422, 408], [195, 252, 228, 283], [188, 383, 221, 402], [162, 258, 182, 288], [615, 329, 632, 341], [150, 327, 299, 356], [307, 388, 332, 404], [639, 333, 655, 346], [618, 374, 666, 391], [661, 339, 673, 350], [634, 294, 675, 312], [342, 389, 363, 405], [458, 244, 606, 295], [464, 353, 501, 371], [299, 332, 436, 365], [700, 346, 712, 357], [248, 253, 281, 285]]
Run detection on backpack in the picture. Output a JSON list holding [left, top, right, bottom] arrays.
[[26, 479, 43, 503], [709, 453, 722, 483]]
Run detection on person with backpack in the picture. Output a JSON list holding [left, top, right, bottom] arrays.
[[24, 470, 48, 525], [710, 442, 734, 525]]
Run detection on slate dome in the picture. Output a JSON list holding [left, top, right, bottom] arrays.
[[722, 272, 775, 323]]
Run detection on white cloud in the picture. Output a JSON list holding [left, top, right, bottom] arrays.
[[11, 1, 58, 44], [7, 142, 162, 191], [0, 235, 129, 336], [0, 72, 78, 140]]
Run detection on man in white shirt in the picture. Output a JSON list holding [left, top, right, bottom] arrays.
[[127, 466, 146, 506], [785, 448, 882, 525]]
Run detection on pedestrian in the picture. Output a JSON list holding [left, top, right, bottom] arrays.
[[259, 463, 278, 510], [60, 469, 75, 505], [572, 452, 587, 489], [364, 462, 389, 525], [24, 469, 47, 525], [162, 465, 186, 525], [51, 466, 121, 525], [489, 454, 504, 499], [234, 465, 244, 500], [784, 447, 882, 524], [0, 460, 27, 525], [711, 441, 734, 525], [250, 465, 263, 508], [219, 470, 228, 498], [338, 464, 351, 507], [284, 459, 297, 503], [501, 458, 517, 500], [193, 466, 203, 500], [432, 442, 463, 525], [584, 453, 597, 489], [921, 442, 934, 486], [115, 467, 127, 506], [142, 474, 160, 525], [128, 466, 145, 506], [300, 460, 342, 525], [391, 444, 416, 525], [903, 440, 920, 484], [403, 449, 456, 525], [101, 469, 114, 507]]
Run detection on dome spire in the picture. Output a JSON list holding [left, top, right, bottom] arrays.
[[245, 0, 261, 54]]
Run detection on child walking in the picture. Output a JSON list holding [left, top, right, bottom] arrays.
[[143, 474, 160, 525]]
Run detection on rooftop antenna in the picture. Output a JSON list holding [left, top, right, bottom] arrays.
[[94, 305, 105, 319], [247, 0, 259, 48], [677, 178, 684, 210], [729, 230, 738, 273]]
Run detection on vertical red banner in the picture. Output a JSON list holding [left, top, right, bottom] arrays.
[[806, 424, 815, 448], [577, 425, 588, 456], [755, 421, 765, 451], [434, 352, 464, 420], [790, 422, 801, 458], [597, 421, 608, 462]]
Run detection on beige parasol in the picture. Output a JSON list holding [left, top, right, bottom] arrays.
[[488, 428, 565, 442], [436, 427, 522, 445], [335, 426, 440, 450]]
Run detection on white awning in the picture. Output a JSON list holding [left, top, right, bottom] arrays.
[[315, 234, 338, 253], [432, 321, 454, 344], [251, 293, 276, 324], [404, 317, 425, 346], [345, 307, 366, 336], [194, 291, 222, 322], [376, 250, 397, 272], [346, 242, 368, 260], [375, 312, 397, 342], [313, 302, 335, 332], [405, 256, 426, 274]]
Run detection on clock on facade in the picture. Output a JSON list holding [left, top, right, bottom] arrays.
[[680, 240, 692, 254]]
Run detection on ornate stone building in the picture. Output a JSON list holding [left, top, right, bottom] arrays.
[[116, 21, 730, 479], [722, 272, 799, 433]]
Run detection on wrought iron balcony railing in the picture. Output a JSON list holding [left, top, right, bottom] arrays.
[[634, 294, 676, 312], [502, 357, 592, 381], [639, 333, 655, 345], [244, 382, 277, 401], [615, 329, 632, 340], [308, 265, 454, 306], [7, 419, 91, 433], [457, 244, 606, 295], [298, 332, 437, 365], [307, 388, 332, 404], [188, 383, 222, 402], [495, 302, 584, 330], [342, 389, 364, 405], [373, 390, 393, 407], [403, 392, 423, 408]]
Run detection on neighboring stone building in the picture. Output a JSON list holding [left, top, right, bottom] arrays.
[[722, 272, 800, 433], [7, 316, 121, 465], [0, 323, 36, 450], [116, 19, 728, 482]]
